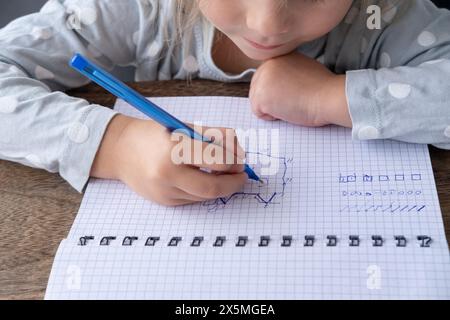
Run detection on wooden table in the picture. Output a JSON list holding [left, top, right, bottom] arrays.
[[0, 80, 449, 299]]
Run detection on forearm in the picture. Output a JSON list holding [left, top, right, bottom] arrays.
[[0, 61, 120, 192], [345, 63, 450, 149], [90, 114, 136, 181], [322, 74, 352, 128]]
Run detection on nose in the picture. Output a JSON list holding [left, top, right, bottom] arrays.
[[246, 1, 290, 39]]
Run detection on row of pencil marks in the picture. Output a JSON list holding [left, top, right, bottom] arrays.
[[339, 173, 422, 183], [77, 235, 433, 248], [340, 204, 426, 213], [341, 190, 423, 197]]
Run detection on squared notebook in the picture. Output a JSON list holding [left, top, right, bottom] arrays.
[[45, 96, 450, 299]]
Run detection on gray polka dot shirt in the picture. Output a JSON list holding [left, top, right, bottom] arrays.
[[0, 0, 449, 193]]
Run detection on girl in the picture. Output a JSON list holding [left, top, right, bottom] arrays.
[[0, 0, 449, 205]]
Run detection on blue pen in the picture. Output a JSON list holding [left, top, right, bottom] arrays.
[[70, 53, 262, 183]]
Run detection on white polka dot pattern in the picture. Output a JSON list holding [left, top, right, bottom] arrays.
[[31, 27, 53, 40], [147, 42, 160, 58], [444, 126, 450, 138], [66, 5, 97, 30], [182, 55, 199, 73], [0, 97, 18, 114], [418, 31, 437, 47], [35, 66, 55, 80], [358, 126, 380, 140], [380, 52, 391, 68], [67, 122, 90, 144], [388, 83, 412, 99]]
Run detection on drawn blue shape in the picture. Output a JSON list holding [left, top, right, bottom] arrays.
[[379, 175, 390, 182], [411, 174, 422, 181], [395, 174, 405, 181], [417, 205, 426, 212], [203, 152, 291, 212], [363, 175, 373, 182], [400, 205, 409, 212]]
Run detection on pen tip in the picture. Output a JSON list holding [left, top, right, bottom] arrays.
[[258, 179, 265, 185]]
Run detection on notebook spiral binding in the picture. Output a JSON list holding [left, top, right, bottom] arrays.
[[77, 234, 433, 248]]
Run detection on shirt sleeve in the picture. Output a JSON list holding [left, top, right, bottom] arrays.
[[341, 0, 450, 150], [0, 0, 158, 192]]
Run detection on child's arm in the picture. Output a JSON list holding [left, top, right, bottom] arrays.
[[0, 0, 247, 203], [343, 0, 450, 150], [250, 0, 450, 150], [0, 0, 153, 192]]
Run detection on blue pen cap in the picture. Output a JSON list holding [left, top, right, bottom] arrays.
[[70, 53, 89, 70]]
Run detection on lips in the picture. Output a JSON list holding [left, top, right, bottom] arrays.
[[244, 37, 284, 50]]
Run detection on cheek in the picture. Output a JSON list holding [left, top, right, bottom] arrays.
[[198, 1, 242, 33]]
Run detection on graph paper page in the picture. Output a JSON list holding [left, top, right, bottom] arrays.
[[46, 240, 450, 299], [45, 96, 450, 299]]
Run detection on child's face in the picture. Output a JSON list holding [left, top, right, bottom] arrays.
[[197, 0, 353, 61]]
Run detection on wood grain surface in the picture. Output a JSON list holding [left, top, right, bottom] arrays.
[[0, 80, 448, 299]]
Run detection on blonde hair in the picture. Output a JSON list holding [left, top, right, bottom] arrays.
[[173, 0, 201, 42]]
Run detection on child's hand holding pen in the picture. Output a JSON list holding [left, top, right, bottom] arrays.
[[69, 54, 261, 207], [90, 114, 248, 206]]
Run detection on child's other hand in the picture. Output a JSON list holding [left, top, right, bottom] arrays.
[[91, 115, 247, 206], [249, 52, 352, 128]]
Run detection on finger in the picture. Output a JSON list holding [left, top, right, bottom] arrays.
[[249, 68, 277, 121], [173, 125, 245, 173], [136, 186, 197, 206], [164, 198, 197, 206], [258, 113, 278, 121], [175, 166, 247, 199], [188, 140, 245, 173], [250, 100, 270, 119], [168, 186, 211, 202], [201, 126, 244, 158], [249, 95, 278, 121], [149, 192, 197, 206], [204, 126, 246, 161]]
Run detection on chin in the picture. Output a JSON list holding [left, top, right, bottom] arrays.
[[235, 38, 298, 61], [241, 47, 289, 61]]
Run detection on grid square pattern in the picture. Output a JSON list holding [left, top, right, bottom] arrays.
[[45, 96, 450, 299]]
